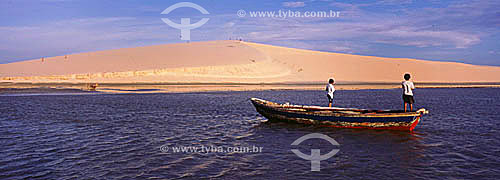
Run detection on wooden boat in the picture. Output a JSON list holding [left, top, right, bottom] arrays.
[[86, 83, 99, 91], [250, 98, 429, 131]]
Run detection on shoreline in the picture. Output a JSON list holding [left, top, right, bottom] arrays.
[[1, 82, 499, 94]]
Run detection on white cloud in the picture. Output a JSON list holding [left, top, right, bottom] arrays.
[[223, 22, 235, 28], [244, 0, 489, 49], [282, 2, 306, 8], [0, 17, 182, 62], [489, 50, 499, 55], [377, 0, 413, 5], [240, 15, 480, 49]]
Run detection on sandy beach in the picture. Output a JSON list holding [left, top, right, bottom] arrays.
[[1, 40, 499, 93]]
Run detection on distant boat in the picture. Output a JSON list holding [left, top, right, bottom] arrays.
[[250, 98, 429, 131], [86, 83, 99, 91]]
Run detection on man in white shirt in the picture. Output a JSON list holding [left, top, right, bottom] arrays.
[[402, 73, 415, 112], [326, 78, 335, 107]]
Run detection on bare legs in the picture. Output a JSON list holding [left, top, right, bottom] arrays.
[[404, 103, 413, 112], [329, 102, 332, 107]]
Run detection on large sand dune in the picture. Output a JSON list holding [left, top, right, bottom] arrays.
[[1, 40, 499, 84]]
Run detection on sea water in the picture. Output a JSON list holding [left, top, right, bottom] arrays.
[[0, 88, 499, 179]]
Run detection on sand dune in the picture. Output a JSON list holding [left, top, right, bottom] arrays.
[[1, 40, 499, 84]]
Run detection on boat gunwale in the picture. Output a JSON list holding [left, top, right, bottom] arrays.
[[250, 98, 426, 118]]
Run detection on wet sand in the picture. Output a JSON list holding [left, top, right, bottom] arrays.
[[2, 82, 499, 94]]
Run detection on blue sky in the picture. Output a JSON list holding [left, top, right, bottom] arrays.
[[0, 0, 499, 65]]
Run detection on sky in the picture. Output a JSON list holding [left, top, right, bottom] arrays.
[[0, 0, 499, 65]]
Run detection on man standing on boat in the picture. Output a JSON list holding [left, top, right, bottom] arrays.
[[326, 78, 336, 107], [402, 73, 415, 112]]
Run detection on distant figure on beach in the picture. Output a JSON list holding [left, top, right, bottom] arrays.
[[326, 78, 335, 107], [402, 73, 415, 112]]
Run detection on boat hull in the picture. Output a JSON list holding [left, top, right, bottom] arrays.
[[251, 98, 426, 131]]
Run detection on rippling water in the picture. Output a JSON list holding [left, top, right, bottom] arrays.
[[1, 88, 499, 179]]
